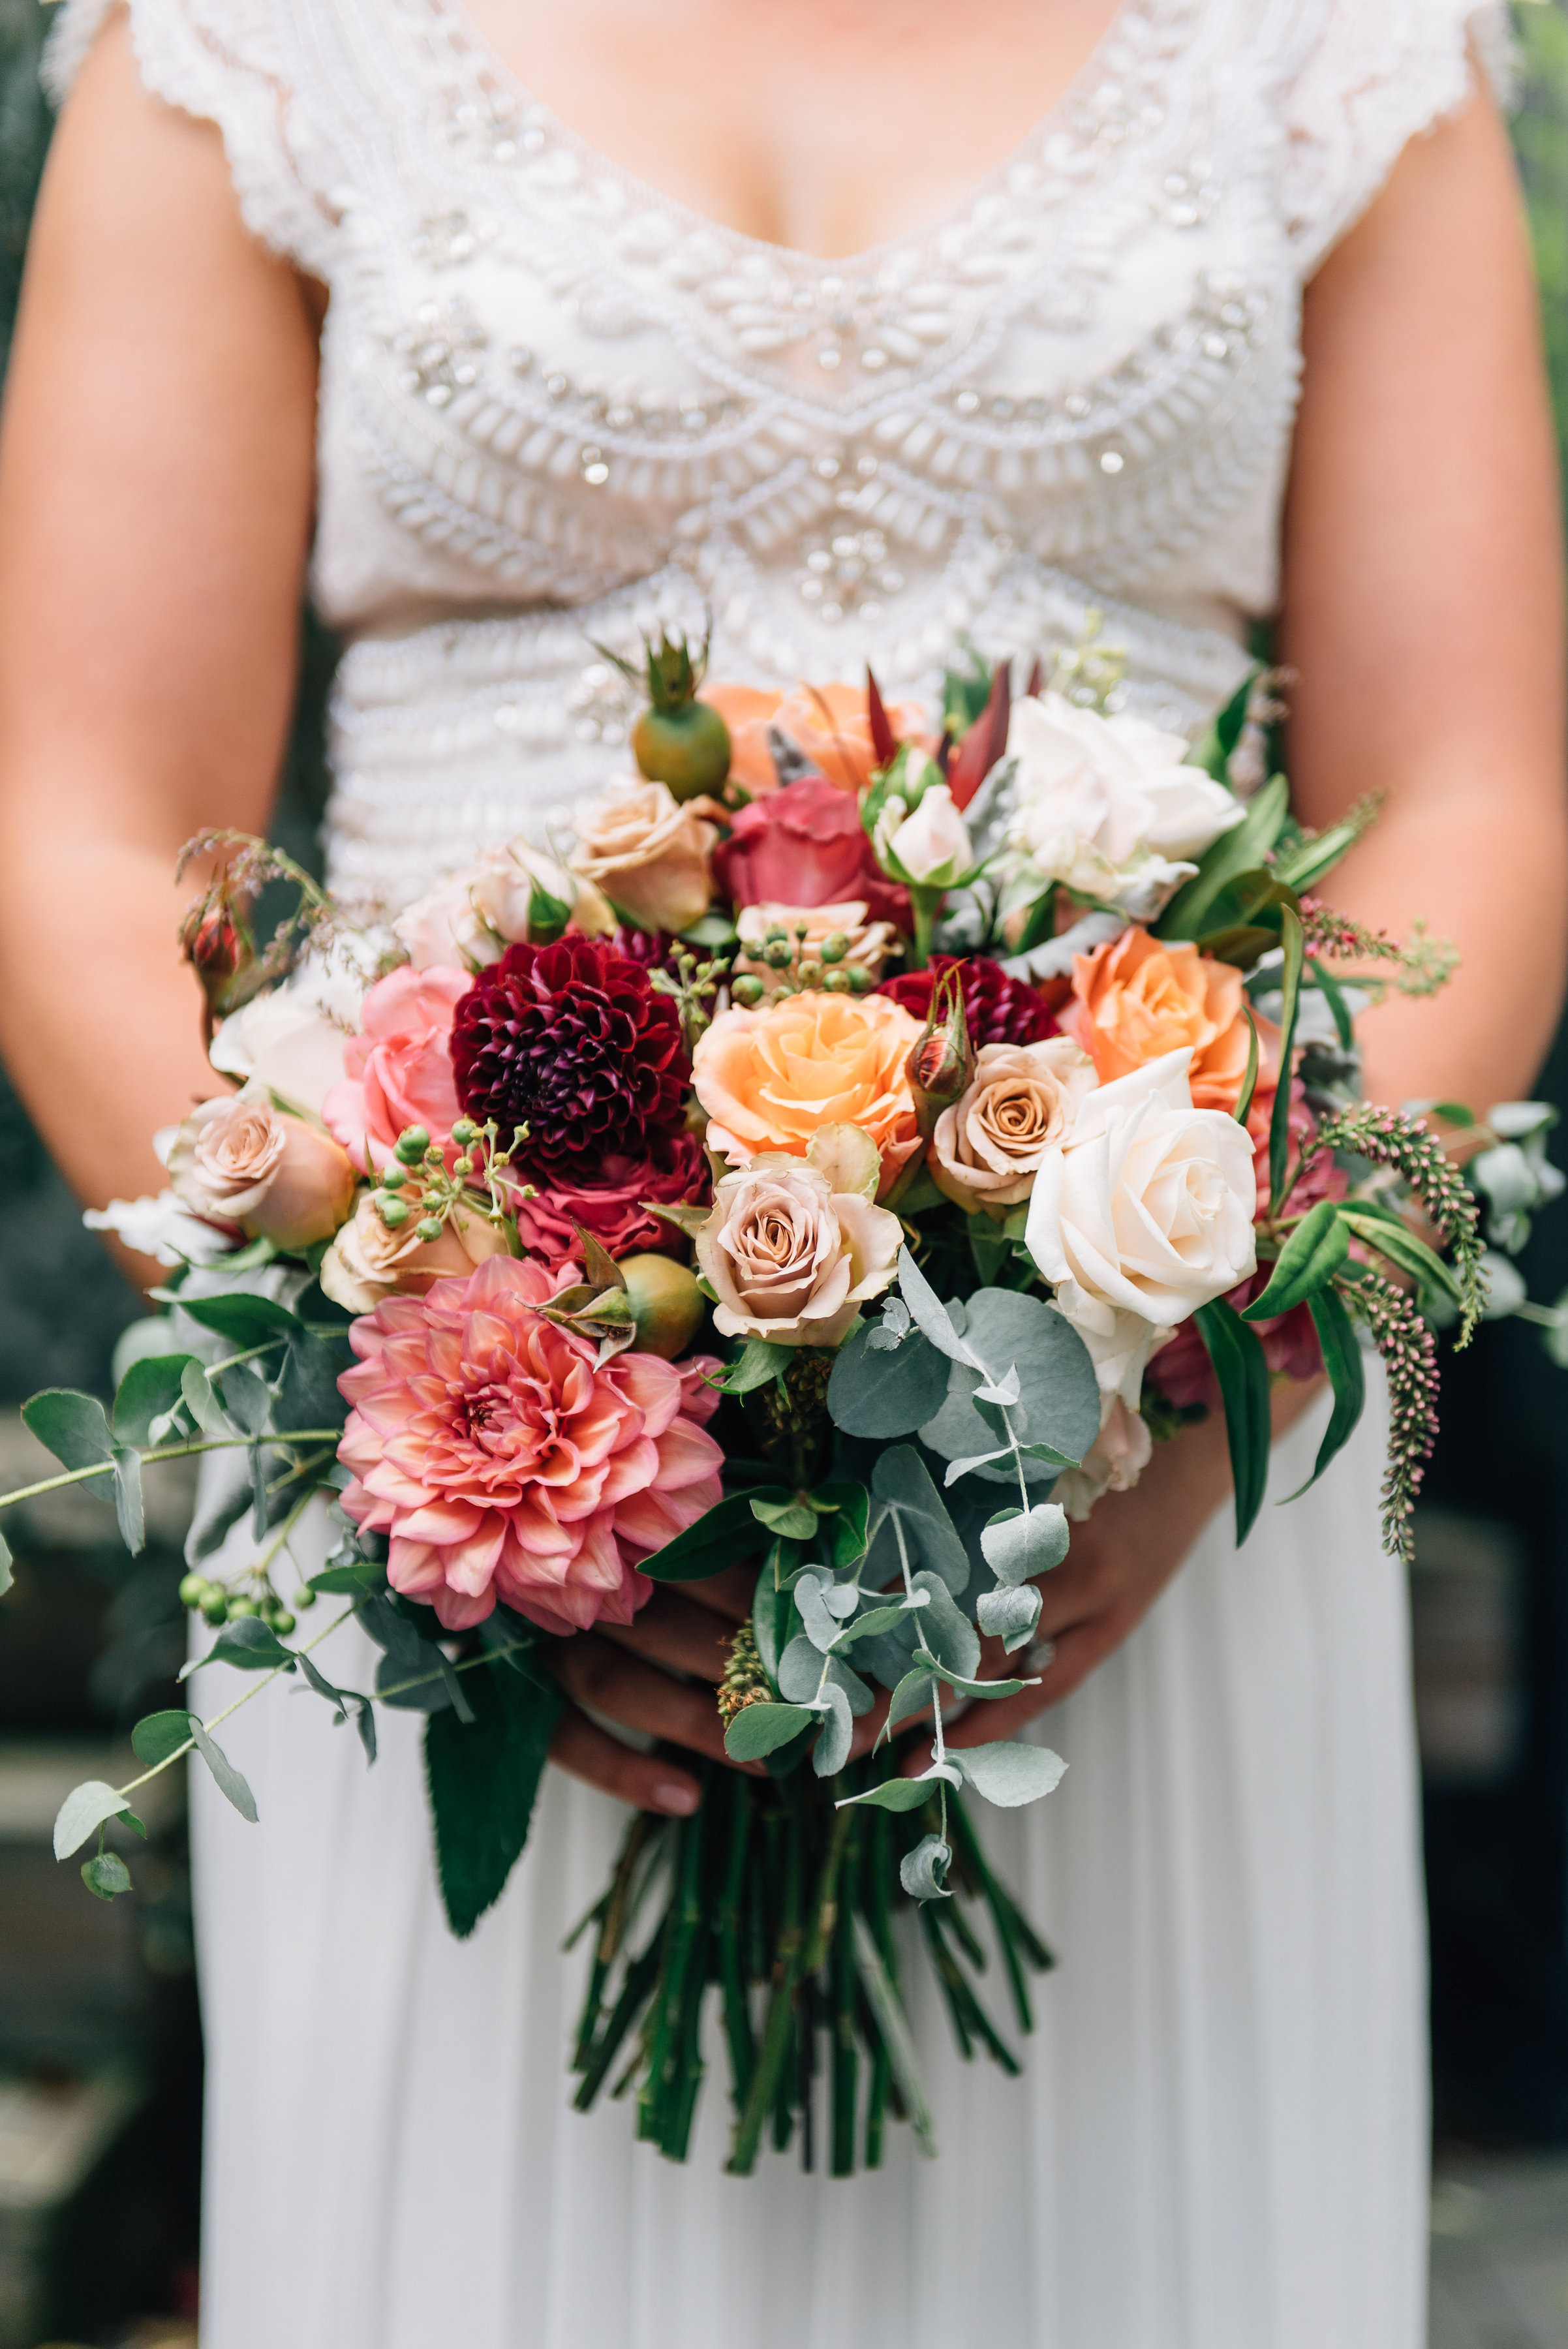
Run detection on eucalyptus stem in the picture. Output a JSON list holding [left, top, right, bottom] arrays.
[[0, 1430, 343, 1516], [116, 1601, 360, 1800]]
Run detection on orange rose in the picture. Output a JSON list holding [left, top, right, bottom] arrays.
[[702, 681, 931, 798], [1062, 927, 1280, 1114], [692, 990, 925, 1197]]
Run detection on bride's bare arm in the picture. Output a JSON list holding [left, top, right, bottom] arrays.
[[0, 17, 316, 1238], [944, 83, 1567, 1744]]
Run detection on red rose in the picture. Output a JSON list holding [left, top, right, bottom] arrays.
[[510, 1134, 711, 1263], [713, 778, 910, 929]]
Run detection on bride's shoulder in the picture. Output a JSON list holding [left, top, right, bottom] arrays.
[[42, 0, 350, 280], [1253, 0, 1516, 271]]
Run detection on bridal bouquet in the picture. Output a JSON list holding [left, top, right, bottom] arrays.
[[10, 633, 1562, 2174]]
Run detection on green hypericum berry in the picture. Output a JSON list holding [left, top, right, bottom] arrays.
[[452, 1118, 478, 1146], [824, 968, 852, 994], [846, 964, 874, 994], [380, 1165, 407, 1190], [452, 1155, 474, 1178], [293, 1585, 318, 1612], [730, 974, 765, 1007], [395, 1126, 431, 1163], [378, 1197, 411, 1229], [226, 1595, 258, 1620], [177, 1571, 209, 1610], [415, 1216, 445, 1244], [267, 1608, 296, 1638], [764, 939, 793, 969], [797, 960, 824, 989], [200, 1591, 229, 1625], [820, 933, 849, 964]]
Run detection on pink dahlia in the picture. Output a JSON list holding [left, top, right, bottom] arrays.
[[337, 1255, 723, 1636]]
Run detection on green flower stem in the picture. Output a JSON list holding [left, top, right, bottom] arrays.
[[114, 1600, 361, 1802], [863, 1811, 895, 2168], [830, 1819, 861, 2178], [639, 1772, 709, 2151], [571, 1941, 664, 2112], [728, 1781, 807, 2175], [717, 1775, 757, 2111], [0, 1430, 344, 1516]]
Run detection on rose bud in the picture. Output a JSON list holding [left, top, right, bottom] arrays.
[[179, 877, 254, 1034], [905, 962, 974, 1141], [617, 1253, 706, 1360]]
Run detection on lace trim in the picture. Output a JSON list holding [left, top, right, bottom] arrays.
[[1279, 0, 1514, 275], [42, 0, 346, 278]]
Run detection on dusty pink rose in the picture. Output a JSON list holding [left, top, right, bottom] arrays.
[[337, 1255, 724, 1636], [1245, 1081, 1347, 1216], [1145, 1270, 1324, 1413], [166, 1087, 356, 1248], [509, 1135, 711, 1263], [712, 778, 910, 930], [323, 964, 467, 1174]]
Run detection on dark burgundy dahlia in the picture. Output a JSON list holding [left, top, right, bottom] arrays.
[[877, 955, 1058, 1048], [450, 938, 690, 1181]]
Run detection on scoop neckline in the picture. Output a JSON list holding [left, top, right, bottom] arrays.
[[419, 0, 1161, 273]]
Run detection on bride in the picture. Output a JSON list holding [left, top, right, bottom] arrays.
[[0, 1, 1562, 2342]]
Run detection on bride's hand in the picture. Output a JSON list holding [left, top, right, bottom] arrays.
[[546, 1565, 758, 1814]]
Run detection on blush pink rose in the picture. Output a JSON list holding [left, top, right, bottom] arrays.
[[509, 1134, 711, 1264], [713, 778, 910, 930], [323, 964, 467, 1174], [337, 1254, 724, 1635]]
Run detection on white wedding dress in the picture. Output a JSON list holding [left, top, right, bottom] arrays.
[[48, 3, 1509, 2341]]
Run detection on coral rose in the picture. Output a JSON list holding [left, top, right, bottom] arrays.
[[570, 780, 718, 936], [320, 1192, 510, 1314], [712, 778, 910, 930], [323, 964, 468, 1174], [166, 1086, 356, 1248], [337, 1255, 724, 1635], [693, 990, 925, 1197], [1064, 925, 1280, 1114], [696, 1157, 903, 1347], [508, 1133, 711, 1263], [703, 681, 929, 797], [930, 1039, 1097, 1214]]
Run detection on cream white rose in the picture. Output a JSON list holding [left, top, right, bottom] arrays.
[[1024, 1046, 1257, 1403], [319, 1193, 511, 1314], [931, 1038, 1097, 1214], [883, 783, 972, 887], [394, 838, 607, 971], [208, 964, 362, 1118], [1007, 692, 1244, 917], [695, 1152, 902, 1347], [570, 781, 717, 936]]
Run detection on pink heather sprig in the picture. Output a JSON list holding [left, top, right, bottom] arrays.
[[1297, 895, 1403, 964], [1306, 1104, 1484, 1345], [1337, 1268, 1441, 1561]]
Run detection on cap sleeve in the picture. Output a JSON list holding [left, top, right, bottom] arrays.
[[1279, 0, 1515, 278], [42, 0, 346, 281]]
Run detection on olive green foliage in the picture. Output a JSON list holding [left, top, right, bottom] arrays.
[[1514, 3, 1568, 497]]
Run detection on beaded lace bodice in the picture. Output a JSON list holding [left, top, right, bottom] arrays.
[[51, 0, 1501, 914]]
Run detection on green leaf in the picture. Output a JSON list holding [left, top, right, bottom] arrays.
[[867, 1448, 970, 1595], [1234, 1006, 1261, 1127], [709, 1339, 793, 1395], [1158, 773, 1289, 938], [53, 1779, 142, 1860], [131, 1710, 194, 1766], [425, 1655, 562, 1937], [1271, 816, 1366, 893], [81, 1850, 133, 1901], [929, 1666, 1026, 1700], [1431, 1101, 1477, 1128], [112, 1354, 194, 1447], [201, 1615, 294, 1672], [0, 1529, 10, 1598], [1189, 666, 1257, 781], [1309, 962, 1355, 1051], [838, 1775, 936, 1814], [1241, 1199, 1351, 1322], [1194, 1297, 1271, 1546], [951, 1742, 1068, 1807], [179, 1359, 230, 1437], [307, 1559, 386, 1595], [275, 1332, 346, 1434], [910, 1570, 980, 1680], [1282, 1285, 1367, 1502], [22, 1389, 113, 1473], [976, 1582, 1042, 1650], [831, 1601, 916, 1648], [827, 1321, 951, 1437], [979, 1502, 1069, 1587], [917, 1287, 1101, 1478], [883, 1666, 936, 1736], [189, 1719, 258, 1820], [111, 1443, 145, 1556], [725, 1700, 818, 1761], [1338, 1209, 1463, 1304], [900, 1833, 952, 1903], [179, 1293, 302, 1347], [750, 1496, 818, 1541], [1268, 903, 1305, 1212], [637, 1489, 783, 1582], [816, 1479, 870, 1569]]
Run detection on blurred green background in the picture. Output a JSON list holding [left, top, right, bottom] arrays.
[[0, 2, 1567, 2341]]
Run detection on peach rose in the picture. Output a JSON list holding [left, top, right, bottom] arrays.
[[692, 990, 925, 1197], [166, 1087, 356, 1248], [1062, 926, 1280, 1114], [930, 1038, 1098, 1215], [322, 964, 467, 1174], [570, 781, 717, 936], [703, 681, 931, 797], [695, 1156, 903, 1347], [733, 900, 897, 994], [319, 1191, 511, 1315]]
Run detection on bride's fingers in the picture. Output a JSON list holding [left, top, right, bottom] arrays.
[[549, 1699, 703, 1816], [550, 1633, 733, 1765], [600, 1588, 733, 1681]]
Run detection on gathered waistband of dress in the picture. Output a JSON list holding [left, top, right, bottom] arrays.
[[321, 557, 1253, 918]]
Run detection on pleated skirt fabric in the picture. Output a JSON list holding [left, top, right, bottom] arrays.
[[189, 1370, 1428, 2349]]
